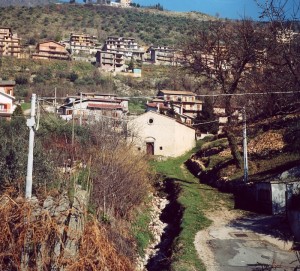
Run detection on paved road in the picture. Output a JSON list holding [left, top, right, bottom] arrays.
[[195, 213, 299, 271]]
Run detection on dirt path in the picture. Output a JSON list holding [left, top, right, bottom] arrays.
[[194, 208, 244, 271], [194, 208, 296, 270]]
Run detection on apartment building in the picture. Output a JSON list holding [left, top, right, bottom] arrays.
[[96, 50, 125, 72], [146, 90, 203, 125], [148, 46, 184, 66], [116, 0, 131, 7], [32, 41, 70, 60], [69, 33, 101, 62], [102, 36, 144, 61], [0, 27, 21, 58], [97, 36, 144, 71]]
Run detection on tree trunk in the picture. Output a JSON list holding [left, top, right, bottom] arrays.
[[225, 129, 243, 169]]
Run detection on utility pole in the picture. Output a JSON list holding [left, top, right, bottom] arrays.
[[243, 106, 248, 183], [79, 92, 82, 126], [72, 99, 75, 146], [25, 94, 36, 199], [54, 87, 57, 113]]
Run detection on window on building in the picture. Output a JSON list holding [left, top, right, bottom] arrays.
[[0, 104, 6, 111]]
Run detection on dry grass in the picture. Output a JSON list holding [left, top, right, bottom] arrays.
[[67, 220, 134, 271], [0, 193, 134, 271]]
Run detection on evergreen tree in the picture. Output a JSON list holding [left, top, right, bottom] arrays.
[[12, 104, 24, 117], [167, 101, 176, 117], [194, 97, 218, 134]]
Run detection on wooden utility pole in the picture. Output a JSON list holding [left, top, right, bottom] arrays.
[[25, 94, 36, 199]]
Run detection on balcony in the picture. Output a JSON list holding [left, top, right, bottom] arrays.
[[0, 108, 12, 114], [102, 59, 114, 64]]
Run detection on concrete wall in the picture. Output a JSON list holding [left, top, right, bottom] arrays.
[[288, 210, 300, 242], [255, 182, 273, 214], [254, 181, 300, 215], [128, 111, 195, 157], [271, 183, 287, 215]]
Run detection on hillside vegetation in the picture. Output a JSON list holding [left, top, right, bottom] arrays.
[[186, 113, 300, 188], [0, 56, 197, 102], [0, 4, 214, 46], [0, 0, 55, 7]]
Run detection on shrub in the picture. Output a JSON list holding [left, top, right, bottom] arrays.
[[67, 71, 79, 82], [0, 118, 57, 192], [15, 74, 29, 85], [86, 122, 152, 219]]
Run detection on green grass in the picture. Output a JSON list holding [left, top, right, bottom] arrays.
[[207, 154, 232, 170], [21, 102, 31, 111], [200, 137, 228, 152], [128, 100, 146, 115], [151, 142, 234, 271]]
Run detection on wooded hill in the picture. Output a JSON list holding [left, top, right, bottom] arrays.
[[0, 0, 56, 7], [0, 4, 215, 46]]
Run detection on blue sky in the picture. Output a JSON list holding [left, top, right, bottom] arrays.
[[134, 0, 297, 20], [135, 0, 260, 19], [63, 0, 298, 20]]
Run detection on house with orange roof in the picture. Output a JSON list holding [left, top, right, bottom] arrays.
[[32, 41, 70, 60], [58, 92, 128, 123]]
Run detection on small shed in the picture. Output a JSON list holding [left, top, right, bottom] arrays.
[[254, 179, 300, 215], [235, 166, 300, 215]]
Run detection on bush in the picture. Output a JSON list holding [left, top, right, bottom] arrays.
[[0, 118, 57, 192], [33, 74, 45, 83], [15, 74, 29, 85], [87, 122, 152, 219], [27, 36, 37, 45], [67, 71, 79, 82]]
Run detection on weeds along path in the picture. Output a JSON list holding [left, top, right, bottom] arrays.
[[151, 145, 234, 271]]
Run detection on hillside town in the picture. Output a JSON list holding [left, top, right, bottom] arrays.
[[0, 1, 300, 270]]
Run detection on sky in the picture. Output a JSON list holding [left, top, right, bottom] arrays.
[[64, 0, 298, 20], [134, 0, 298, 20], [135, 0, 260, 19]]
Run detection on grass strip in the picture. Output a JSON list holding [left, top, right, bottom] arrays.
[[151, 141, 233, 271]]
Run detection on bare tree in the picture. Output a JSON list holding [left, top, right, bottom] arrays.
[[254, 0, 300, 115], [85, 119, 152, 219], [183, 20, 263, 118], [183, 20, 265, 167]]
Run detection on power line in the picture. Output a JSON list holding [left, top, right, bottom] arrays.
[[38, 90, 300, 101]]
